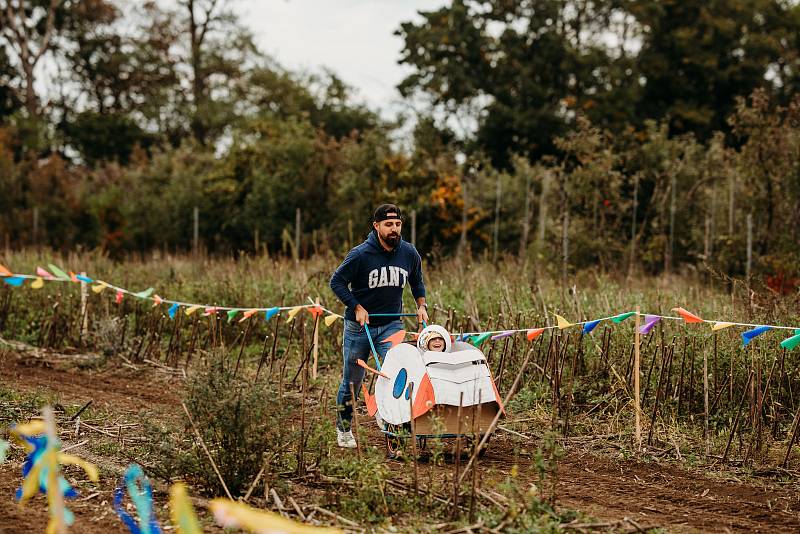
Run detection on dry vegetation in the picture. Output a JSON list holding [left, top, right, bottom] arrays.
[[1, 250, 800, 532]]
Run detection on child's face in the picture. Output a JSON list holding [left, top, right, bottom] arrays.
[[428, 336, 446, 352]]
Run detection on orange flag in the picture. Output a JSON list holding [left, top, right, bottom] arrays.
[[672, 307, 704, 324], [526, 328, 545, 341], [382, 330, 406, 348], [0, 264, 12, 277]]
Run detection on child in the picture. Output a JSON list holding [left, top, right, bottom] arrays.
[[417, 325, 452, 353]]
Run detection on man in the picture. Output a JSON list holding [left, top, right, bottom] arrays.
[[329, 203, 428, 448]]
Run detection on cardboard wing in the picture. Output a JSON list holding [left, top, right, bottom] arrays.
[[374, 344, 428, 425]]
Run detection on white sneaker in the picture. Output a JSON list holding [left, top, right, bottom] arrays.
[[337, 429, 357, 449], [375, 414, 387, 431]]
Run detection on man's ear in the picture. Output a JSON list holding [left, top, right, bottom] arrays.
[[372, 221, 379, 231]]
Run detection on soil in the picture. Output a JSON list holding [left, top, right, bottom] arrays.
[[2, 349, 799, 533]]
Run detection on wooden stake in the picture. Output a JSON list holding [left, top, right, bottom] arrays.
[[312, 298, 320, 380], [452, 392, 464, 517], [723, 371, 753, 463], [181, 402, 233, 499], [704, 338, 710, 456], [408, 383, 419, 496], [349, 382, 361, 459], [634, 307, 641, 450]]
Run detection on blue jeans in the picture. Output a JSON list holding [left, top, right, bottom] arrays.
[[336, 319, 402, 431]]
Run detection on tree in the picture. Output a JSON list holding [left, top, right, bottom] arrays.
[[396, 0, 630, 168], [0, 0, 61, 115], [631, 0, 795, 139]]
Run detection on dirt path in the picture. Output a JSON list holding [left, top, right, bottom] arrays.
[[2, 350, 800, 532]]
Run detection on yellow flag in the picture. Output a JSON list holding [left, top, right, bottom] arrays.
[[324, 314, 340, 327], [91, 283, 106, 293], [185, 305, 202, 316], [711, 322, 735, 331], [555, 314, 572, 329], [170, 483, 202, 534], [286, 306, 303, 322], [31, 277, 44, 289], [210, 499, 341, 533]]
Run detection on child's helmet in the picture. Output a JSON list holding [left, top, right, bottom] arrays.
[[417, 324, 452, 353]]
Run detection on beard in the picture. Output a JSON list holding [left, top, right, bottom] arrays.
[[383, 232, 400, 248]]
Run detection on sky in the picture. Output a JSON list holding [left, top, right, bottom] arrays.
[[233, 0, 447, 120]]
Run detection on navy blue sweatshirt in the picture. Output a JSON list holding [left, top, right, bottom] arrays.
[[330, 231, 426, 326]]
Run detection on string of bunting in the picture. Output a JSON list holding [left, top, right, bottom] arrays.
[[318, 305, 800, 352], [0, 262, 333, 326], [2, 262, 799, 351]]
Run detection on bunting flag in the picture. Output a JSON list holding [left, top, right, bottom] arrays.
[[12, 416, 99, 533], [611, 311, 636, 324], [184, 305, 202, 316], [239, 309, 258, 322], [712, 322, 735, 331], [672, 307, 704, 324], [780, 333, 800, 351], [153, 295, 163, 307], [286, 306, 303, 322], [555, 314, 572, 329], [3, 276, 25, 287], [324, 314, 340, 327], [115, 291, 124, 304], [264, 307, 280, 322], [227, 309, 241, 323], [639, 315, 662, 335], [0, 439, 8, 463], [168, 483, 202, 534], [0, 263, 13, 276], [203, 307, 218, 316], [36, 267, 55, 280], [47, 264, 70, 279], [210, 498, 341, 534], [69, 272, 79, 282], [75, 274, 93, 283], [31, 277, 44, 289], [307, 305, 324, 319], [490, 331, 515, 340], [582, 320, 602, 334], [168, 303, 180, 320], [526, 328, 545, 341], [92, 282, 108, 293], [114, 464, 162, 534], [741, 326, 772, 347], [133, 288, 154, 299], [382, 330, 406, 348], [470, 332, 493, 347]]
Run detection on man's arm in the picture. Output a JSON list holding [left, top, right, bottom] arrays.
[[330, 248, 361, 310], [409, 250, 428, 325]]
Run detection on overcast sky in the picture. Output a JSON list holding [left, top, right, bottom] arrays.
[[233, 0, 446, 119]]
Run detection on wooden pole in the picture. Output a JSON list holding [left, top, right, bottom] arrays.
[[746, 213, 753, 292], [294, 208, 301, 263], [410, 209, 417, 247], [312, 298, 320, 380], [79, 271, 88, 342], [492, 173, 501, 263], [704, 338, 710, 456], [629, 172, 638, 277], [182, 402, 233, 499], [193, 206, 199, 257], [519, 166, 531, 259], [634, 307, 641, 450]]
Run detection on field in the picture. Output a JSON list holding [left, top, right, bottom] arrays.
[[1, 251, 800, 533]]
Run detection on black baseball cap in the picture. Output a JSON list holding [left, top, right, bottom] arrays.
[[373, 203, 402, 223]]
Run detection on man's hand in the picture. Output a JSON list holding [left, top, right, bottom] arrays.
[[417, 304, 429, 326], [355, 304, 369, 326]]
